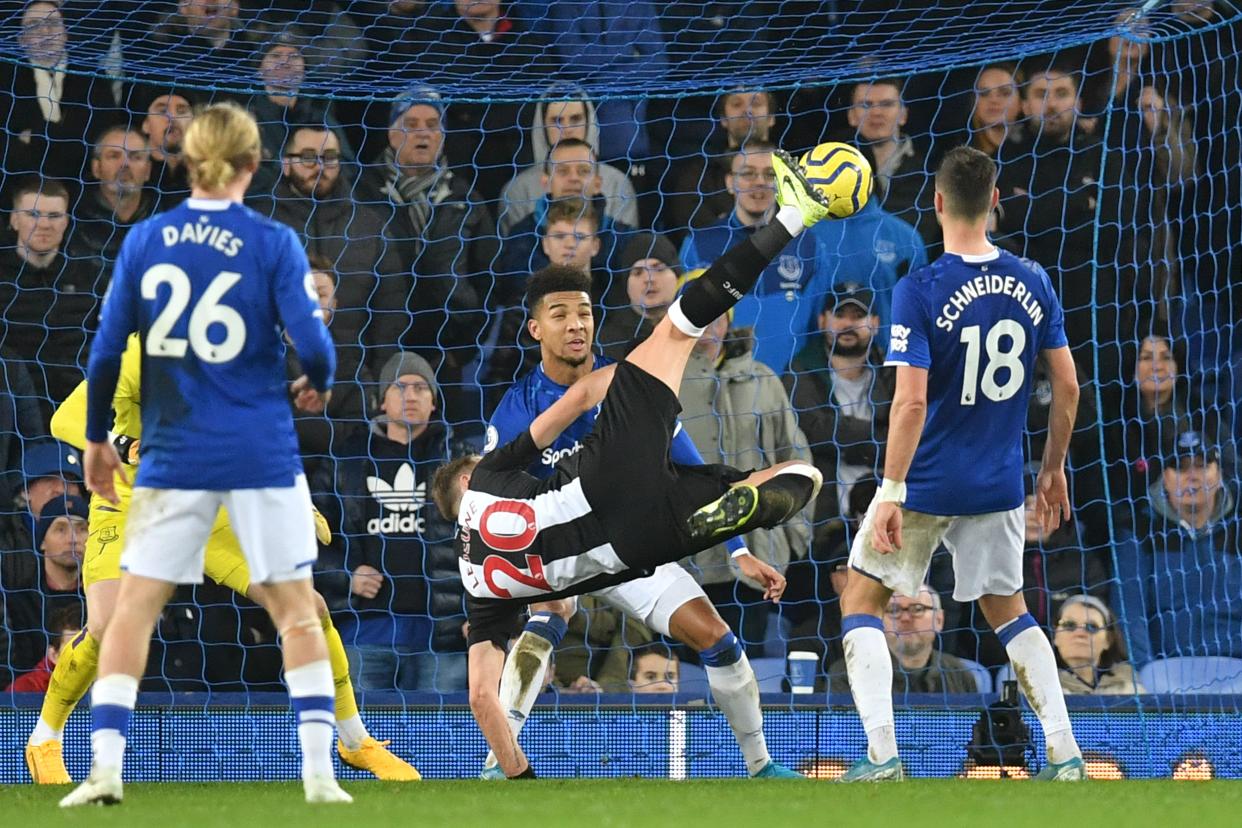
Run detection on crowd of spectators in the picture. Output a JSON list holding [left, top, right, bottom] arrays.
[[1, 1, 1241, 695]]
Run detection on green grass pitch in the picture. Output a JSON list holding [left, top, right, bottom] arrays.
[[3, 780, 1240, 828]]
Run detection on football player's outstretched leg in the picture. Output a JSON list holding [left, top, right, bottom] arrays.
[[441, 150, 832, 779]]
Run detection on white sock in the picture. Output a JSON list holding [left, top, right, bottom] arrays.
[[705, 655, 770, 776], [666, 297, 708, 338], [775, 204, 805, 236], [286, 660, 336, 780], [90, 673, 139, 774], [1003, 626, 1081, 764], [483, 631, 554, 770], [90, 730, 127, 776], [843, 622, 898, 764], [30, 717, 61, 745], [335, 714, 368, 751]]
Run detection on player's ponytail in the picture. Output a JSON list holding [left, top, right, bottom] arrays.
[[184, 102, 261, 192]]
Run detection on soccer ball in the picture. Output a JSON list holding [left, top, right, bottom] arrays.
[[798, 142, 872, 219]]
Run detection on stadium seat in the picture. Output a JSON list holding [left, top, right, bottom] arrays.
[[996, 663, 1014, 688], [1137, 657, 1242, 694], [676, 662, 710, 698], [748, 657, 787, 693], [959, 657, 993, 694], [677, 658, 787, 696]]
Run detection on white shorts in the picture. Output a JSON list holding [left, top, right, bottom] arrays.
[[847, 500, 1024, 602], [120, 475, 318, 586], [590, 562, 706, 637]]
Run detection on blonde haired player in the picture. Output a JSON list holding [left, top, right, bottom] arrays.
[[59, 102, 380, 806], [25, 334, 420, 786]]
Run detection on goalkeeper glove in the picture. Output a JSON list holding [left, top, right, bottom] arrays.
[[312, 506, 332, 546], [112, 434, 140, 465]]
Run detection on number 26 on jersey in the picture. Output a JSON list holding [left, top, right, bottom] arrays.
[[140, 264, 247, 364]]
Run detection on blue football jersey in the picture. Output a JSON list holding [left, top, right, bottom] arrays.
[[87, 198, 335, 490], [885, 249, 1067, 515], [487, 355, 746, 554]]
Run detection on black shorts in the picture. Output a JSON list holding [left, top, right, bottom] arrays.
[[577, 361, 747, 569]]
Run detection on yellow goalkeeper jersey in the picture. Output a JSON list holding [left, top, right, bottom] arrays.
[[50, 333, 143, 495]]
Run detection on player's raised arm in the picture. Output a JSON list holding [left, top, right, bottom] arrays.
[[527, 363, 617, 449], [1036, 344, 1079, 532]]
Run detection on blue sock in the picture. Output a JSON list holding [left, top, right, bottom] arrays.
[[842, 613, 885, 635], [523, 612, 568, 648], [995, 613, 1038, 647], [286, 661, 335, 779], [90, 674, 138, 772], [700, 632, 743, 667]]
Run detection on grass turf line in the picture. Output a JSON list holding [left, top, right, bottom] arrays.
[[2, 779, 1239, 828]]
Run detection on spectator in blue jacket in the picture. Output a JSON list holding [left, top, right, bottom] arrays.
[[804, 197, 927, 350], [682, 142, 926, 370], [680, 142, 824, 372], [499, 142, 634, 305], [1112, 429, 1242, 666]]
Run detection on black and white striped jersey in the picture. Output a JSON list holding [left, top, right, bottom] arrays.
[[456, 430, 628, 601]]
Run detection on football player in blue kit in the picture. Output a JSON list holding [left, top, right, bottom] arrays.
[[838, 146, 1086, 782], [478, 264, 801, 780], [62, 104, 351, 806]]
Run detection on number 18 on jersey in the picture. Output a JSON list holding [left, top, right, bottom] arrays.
[[883, 250, 1067, 517]]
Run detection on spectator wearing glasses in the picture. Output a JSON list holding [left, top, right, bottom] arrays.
[[680, 142, 827, 372], [498, 138, 634, 305], [828, 585, 981, 694], [664, 89, 778, 240], [248, 35, 353, 198], [249, 124, 411, 373], [1052, 595, 1144, 695], [500, 196, 626, 304]]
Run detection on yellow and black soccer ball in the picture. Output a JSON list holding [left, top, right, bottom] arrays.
[[798, 142, 873, 219]]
